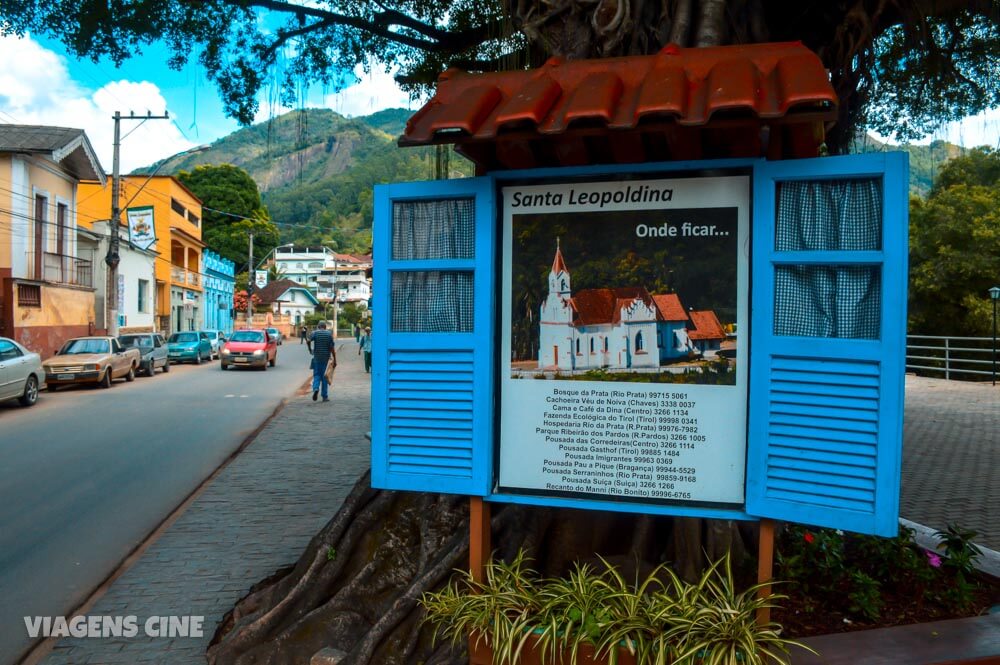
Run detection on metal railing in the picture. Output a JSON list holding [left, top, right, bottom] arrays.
[[25, 251, 93, 288], [906, 335, 997, 380]]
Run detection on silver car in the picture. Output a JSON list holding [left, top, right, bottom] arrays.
[[0, 337, 44, 407], [119, 333, 170, 376]]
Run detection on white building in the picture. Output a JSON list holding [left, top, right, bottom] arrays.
[[78, 220, 158, 333], [254, 278, 319, 326], [537, 243, 724, 371], [268, 246, 371, 307]]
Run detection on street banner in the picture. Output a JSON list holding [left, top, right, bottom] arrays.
[[254, 270, 268, 289], [498, 175, 750, 507], [126, 206, 156, 250]]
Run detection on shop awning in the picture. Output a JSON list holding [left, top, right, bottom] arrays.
[[401, 42, 838, 169]]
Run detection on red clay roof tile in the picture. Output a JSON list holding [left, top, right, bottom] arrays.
[[688, 310, 727, 340]]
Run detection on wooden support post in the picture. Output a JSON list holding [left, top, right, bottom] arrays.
[[469, 497, 491, 584], [756, 518, 775, 626], [468, 498, 492, 665]]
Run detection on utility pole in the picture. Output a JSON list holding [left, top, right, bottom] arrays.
[[106, 110, 169, 336], [246, 233, 254, 326]]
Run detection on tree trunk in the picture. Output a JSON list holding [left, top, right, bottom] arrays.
[[208, 470, 753, 665]]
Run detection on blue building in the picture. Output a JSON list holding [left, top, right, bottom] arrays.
[[202, 249, 235, 334]]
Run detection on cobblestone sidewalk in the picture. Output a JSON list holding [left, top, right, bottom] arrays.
[[42, 341, 371, 664], [902, 375, 999, 551]]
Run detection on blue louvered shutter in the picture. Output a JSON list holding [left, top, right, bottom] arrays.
[[371, 177, 495, 495], [747, 153, 908, 536]]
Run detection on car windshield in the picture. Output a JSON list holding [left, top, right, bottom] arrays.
[[230, 331, 264, 343], [169, 333, 199, 343], [267, 329, 279, 335], [120, 336, 152, 348], [60, 339, 109, 355]]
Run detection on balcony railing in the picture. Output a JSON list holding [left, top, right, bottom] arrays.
[[25, 251, 93, 288], [170, 265, 201, 287]]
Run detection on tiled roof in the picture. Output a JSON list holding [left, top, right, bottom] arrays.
[[0, 124, 106, 184], [254, 278, 309, 304], [688, 310, 727, 340], [571, 287, 656, 325], [401, 42, 837, 169], [652, 294, 688, 322]]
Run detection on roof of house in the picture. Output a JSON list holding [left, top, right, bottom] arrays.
[[254, 279, 320, 305], [687, 310, 727, 340], [651, 294, 688, 322], [0, 125, 106, 184], [400, 42, 837, 169], [571, 287, 659, 326]]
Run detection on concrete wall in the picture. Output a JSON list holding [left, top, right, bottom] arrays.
[[14, 283, 96, 358]]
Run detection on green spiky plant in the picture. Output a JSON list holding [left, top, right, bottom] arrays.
[[421, 551, 812, 665]]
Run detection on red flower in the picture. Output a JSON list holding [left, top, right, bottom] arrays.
[[803, 532, 815, 544]]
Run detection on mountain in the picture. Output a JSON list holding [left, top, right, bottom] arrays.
[[137, 108, 471, 253], [853, 135, 967, 196]]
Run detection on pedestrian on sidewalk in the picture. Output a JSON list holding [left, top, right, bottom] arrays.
[[359, 326, 372, 374], [299, 325, 307, 344], [307, 321, 335, 401]]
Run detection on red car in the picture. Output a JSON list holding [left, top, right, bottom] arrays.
[[220, 329, 277, 370]]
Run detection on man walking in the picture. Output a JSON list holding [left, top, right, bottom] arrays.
[[307, 321, 335, 402], [299, 325, 307, 344], [359, 326, 372, 374]]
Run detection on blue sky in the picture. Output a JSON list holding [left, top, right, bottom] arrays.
[[0, 32, 996, 174]]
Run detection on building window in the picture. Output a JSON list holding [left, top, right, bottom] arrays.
[[138, 279, 149, 312], [188, 212, 200, 227], [171, 197, 187, 219], [33, 194, 47, 280], [603, 337, 609, 352], [636, 331, 644, 351], [589, 338, 595, 354], [18, 283, 41, 307]]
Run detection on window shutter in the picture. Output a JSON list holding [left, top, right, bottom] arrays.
[[747, 153, 908, 536], [371, 177, 496, 495]]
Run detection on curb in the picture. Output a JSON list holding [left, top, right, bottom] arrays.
[[17, 393, 298, 665], [901, 518, 1000, 579]]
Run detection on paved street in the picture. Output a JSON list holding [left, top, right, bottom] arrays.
[[901, 374, 999, 551], [0, 342, 312, 664], [39, 340, 370, 665]]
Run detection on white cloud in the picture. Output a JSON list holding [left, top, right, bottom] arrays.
[[936, 108, 1000, 149], [0, 35, 195, 173], [325, 64, 421, 118]]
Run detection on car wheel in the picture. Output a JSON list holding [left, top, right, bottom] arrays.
[[269, 355, 276, 367], [125, 365, 136, 382], [19, 375, 39, 407], [220, 363, 227, 371], [100, 369, 112, 389], [145, 361, 155, 377], [196, 352, 203, 365], [162, 359, 170, 373]]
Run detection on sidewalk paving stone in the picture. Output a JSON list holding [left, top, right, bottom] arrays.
[[42, 341, 371, 665]]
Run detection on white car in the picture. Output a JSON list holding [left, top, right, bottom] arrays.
[[201, 329, 227, 359], [0, 337, 44, 407]]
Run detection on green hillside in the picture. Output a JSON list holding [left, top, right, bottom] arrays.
[[853, 135, 966, 196], [139, 108, 471, 253]]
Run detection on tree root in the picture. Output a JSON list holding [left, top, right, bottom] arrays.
[[208, 470, 753, 665]]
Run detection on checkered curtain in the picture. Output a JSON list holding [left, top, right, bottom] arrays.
[[391, 271, 473, 332], [774, 179, 882, 339], [777, 179, 882, 251], [392, 199, 474, 260]]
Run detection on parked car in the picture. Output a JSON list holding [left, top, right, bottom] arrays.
[[119, 333, 169, 376], [201, 329, 227, 359], [266, 327, 284, 345], [220, 329, 277, 370], [43, 336, 141, 389], [166, 331, 214, 364], [0, 337, 44, 407]]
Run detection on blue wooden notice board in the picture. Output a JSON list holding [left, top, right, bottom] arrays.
[[371, 153, 908, 537]]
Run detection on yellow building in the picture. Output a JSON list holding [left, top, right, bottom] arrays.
[[79, 175, 205, 333], [0, 125, 105, 358]]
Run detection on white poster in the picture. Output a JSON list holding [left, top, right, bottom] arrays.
[[126, 206, 156, 251], [254, 270, 268, 289], [498, 175, 750, 506]]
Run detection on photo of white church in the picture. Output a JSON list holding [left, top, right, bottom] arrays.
[[534, 242, 726, 372]]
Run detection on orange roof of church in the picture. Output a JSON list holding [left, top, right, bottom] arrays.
[[551, 245, 568, 274], [688, 310, 727, 340]]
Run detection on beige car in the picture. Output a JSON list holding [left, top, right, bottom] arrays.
[[0, 337, 44, 407], [44, 336, 142, 390]]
